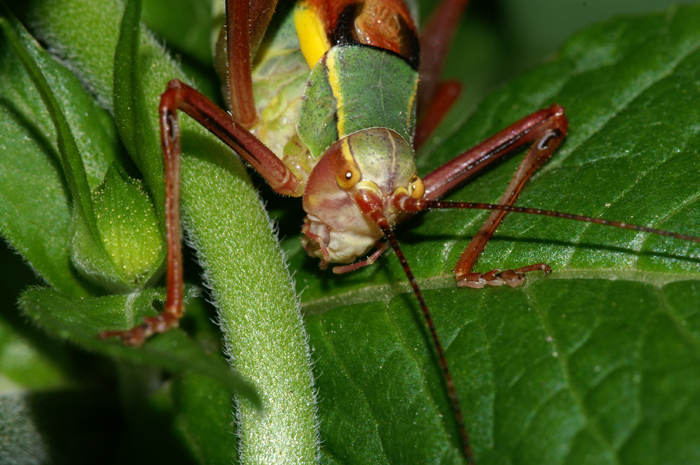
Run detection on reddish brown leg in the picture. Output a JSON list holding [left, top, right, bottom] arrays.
[[99, 89, 187, 345], [453, 110, 567, 288], [226, 0, 256, 128], [414, 0, 470, 146], [417, 105, 568, 288], [215, 0, 279, 126], [99, 80, 303, 345], [421, 105, 566, 198], [224, 0, 279, 128], [418, 0, 470, 114], [413, 80, 461, 150]]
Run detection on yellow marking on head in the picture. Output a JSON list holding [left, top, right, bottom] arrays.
[[294, 3, 331, 69], [340, 138, 354, 164], [407, 78, 418, 140], [326, 49, 345, 135]]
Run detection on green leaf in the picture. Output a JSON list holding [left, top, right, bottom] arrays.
[[4, 1, 699, 464], [293, 5, 700, 464], [0, 318, 71, 392], [19, 287, 260, 404], [0, 11, 164, 290], [0, 15, 106, 265], [4, 0, 318, 462], [113, 0, 165, 217], [114, 368, 239, 465], [0, 12, 113, 296], [141, 0, 215, 66], [171, 373, 240, 464]]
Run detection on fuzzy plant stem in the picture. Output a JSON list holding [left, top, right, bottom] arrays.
[[12, 0, 319, 462]]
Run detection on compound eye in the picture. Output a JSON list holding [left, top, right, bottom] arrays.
[[410, 176, 425, 199], [336, 162, 361, 190]]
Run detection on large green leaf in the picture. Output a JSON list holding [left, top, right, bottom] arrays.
[[293, 5, 700, 464]]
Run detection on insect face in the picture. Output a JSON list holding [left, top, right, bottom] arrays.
[[301, 127, 420, 265]]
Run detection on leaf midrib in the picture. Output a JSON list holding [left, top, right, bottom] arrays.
[[300, 270, 700, 316]]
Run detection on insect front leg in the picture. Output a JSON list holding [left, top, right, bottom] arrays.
[[100, 79, 303, 345], [100, 0, 302, 345], [421, 104, 569, 289]]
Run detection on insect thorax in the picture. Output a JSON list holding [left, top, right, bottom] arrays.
[[247, 4, 420, 190]]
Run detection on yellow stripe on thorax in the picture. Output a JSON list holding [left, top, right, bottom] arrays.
[[294, 2, 331, 69], [325, 49, 346, 136]]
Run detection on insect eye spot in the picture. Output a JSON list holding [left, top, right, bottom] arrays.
[[336, 162, 361, 189], [410, 176, 425, 199]]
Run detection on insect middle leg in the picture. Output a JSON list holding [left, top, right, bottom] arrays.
[[421, 104, 569, 288], [412, 0, 566, 288]]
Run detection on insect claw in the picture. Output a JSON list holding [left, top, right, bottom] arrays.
[[456, 273, 488, 289], [514, 263, 552, 275], [98, 310, 181, 347], [124, 326, 148, 346], [98, 326, 147, 347], [458, 263, 552, 289], [499, 270, 526, 288]]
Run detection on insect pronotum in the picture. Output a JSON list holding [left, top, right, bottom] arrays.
[[96, 0, 700, 462]]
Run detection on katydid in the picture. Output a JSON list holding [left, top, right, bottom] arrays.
[[98, 0, 700, 462]]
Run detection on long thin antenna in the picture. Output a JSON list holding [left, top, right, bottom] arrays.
[[417, 200, 700, 243], [378, 220, 475, 464], [356, 188, 475, 462]]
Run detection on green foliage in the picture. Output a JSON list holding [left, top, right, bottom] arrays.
[[20, 287, 257, 399], [0, 0, 313, 463], [1, 0, 699, 464]]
